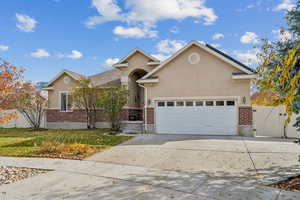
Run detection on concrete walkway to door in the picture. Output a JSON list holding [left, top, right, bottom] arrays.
[[1, 134, 300, 199]]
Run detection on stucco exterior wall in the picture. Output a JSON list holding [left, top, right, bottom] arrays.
[[118, 52, 154, 108], [145, 45, 251, 106], [119, 52, 155, 77], [48, 73, 77, 109]]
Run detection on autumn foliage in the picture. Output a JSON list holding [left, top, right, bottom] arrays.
[[0, 60, 24, 123]]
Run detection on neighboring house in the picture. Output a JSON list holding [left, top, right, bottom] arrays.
[[44, 41, 256, 136]]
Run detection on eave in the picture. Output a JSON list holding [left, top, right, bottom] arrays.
[[147, 61, 160, 66], [137, 78, 159, 83], [232, 74, 257, 80], [43, 87, 54, 90], [114, 63, 129, 68]]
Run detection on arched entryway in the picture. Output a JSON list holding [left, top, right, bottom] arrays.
[[127, 69, 148, 121]]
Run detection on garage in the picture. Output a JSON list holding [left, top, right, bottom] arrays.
[[155, 100, 237, 135]]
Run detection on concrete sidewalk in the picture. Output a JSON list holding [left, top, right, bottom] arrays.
[[0, 157, 284, 200]]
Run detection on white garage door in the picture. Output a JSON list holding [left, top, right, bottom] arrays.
[[156, 100, 237, 135]]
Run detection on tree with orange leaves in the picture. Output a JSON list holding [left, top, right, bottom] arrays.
[[0, 59, 24, 123]]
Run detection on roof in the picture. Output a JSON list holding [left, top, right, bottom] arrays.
[[141, 41, 256, 80], [205, 44, 256, 73], [88, 69, 121, 87], [45, 69, 86, 87], [114, 48, 159, 66]]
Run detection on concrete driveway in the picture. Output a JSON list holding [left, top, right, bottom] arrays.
[[1, 134, 300, 200], [88, 134, 300, 174]]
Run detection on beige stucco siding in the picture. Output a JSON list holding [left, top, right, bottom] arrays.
[[145, 45, 251, 105], [48, 74, 77, 109], [119, 52, 154, 107], [120, 52, 154, 77]]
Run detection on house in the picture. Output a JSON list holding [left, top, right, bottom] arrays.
[[43, 41, 256, 136]]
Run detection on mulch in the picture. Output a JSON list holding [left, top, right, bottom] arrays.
[[269, 175, 300, 192]]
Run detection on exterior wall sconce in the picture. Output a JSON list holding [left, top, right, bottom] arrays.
[[147, 99, 151, 106], [242, 96, 246, 105]]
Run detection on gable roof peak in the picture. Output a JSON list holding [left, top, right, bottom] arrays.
[[141, 40, 255, 80], [45, 69, 85, 87], [114, 48, 159, 66]]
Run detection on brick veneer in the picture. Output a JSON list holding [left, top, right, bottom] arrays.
[[47, 109, 130, 122], [145, 108, 154, 124], [239, 107, 253, 125]]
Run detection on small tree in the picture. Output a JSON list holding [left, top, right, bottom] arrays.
[[16, 83, 47, 130], [98, 86, 128, 131], [71, 78, 98, 129], [0, 60, 24, 123]]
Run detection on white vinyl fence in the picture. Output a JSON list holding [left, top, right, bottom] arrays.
[[0, 109, 46, 128], [253, 106, 300, 138]]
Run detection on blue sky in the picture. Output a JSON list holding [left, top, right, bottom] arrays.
[[0, 0, 295, 82]]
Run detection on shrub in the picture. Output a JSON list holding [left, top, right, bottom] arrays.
[[41, 141, 60, 153], [68, 143, 91, 155], [40, 141, 93, 156]]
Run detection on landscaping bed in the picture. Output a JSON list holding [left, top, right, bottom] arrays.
[[269, 176, 300, 192], [0, 128, 132, 160], [0, 166, 48, 185]]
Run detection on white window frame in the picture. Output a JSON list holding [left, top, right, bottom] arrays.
[[59, 91, 72, 112]]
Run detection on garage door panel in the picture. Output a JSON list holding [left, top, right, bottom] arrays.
[[156, 100, 237, 135]]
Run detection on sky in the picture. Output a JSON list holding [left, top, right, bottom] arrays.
[[0, 0, 296, 82]]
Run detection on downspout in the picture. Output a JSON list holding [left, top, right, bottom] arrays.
[[138, 83, 147, 133]]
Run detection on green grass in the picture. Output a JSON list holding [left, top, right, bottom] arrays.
[[0, 128, 132, 159]]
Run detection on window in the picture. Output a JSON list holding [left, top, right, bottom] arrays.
[[158, 102, 165, 107], [60, 92, 72, 112], [205, 101, 214, 106], [167, 102, 175, 107], [216, 101, 225, 106], [195, 101, 204, 106], [186, 101, 194, 106], [226, 101, 235, 106], [176, 101, 184, 107]]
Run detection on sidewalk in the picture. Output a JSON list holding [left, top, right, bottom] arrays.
[[0, 156, 299, 199]]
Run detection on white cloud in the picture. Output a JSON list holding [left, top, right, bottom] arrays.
[[0, 45, 9, 51], [212, 33, 224, 40], [85, 0, 218, 29], [156, 39, 186, 54], [30, 49, 50, 58], [272, 29, 292, 42], [211, 43, 221, 48], [113, 26, 157, 38], [233, 49, 259, 66], [240, 32, 259, 44], [273, 0, 296, 11], [66, 50, 83, 59], [103, 58, 120, 67], [16, 13, 37, 32], [58, 50, 83, 59], [151, 54, 170, 61]]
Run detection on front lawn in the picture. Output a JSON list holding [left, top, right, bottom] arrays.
[[0, 128, 132, 159]]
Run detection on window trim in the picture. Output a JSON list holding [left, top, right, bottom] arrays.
[[205, 101, 214, 106], [167, 101, 175, 107], [176, 101, 184, 107], [195, 101, 204, 106], [158, 101, 166, 107], [216, 100, 225, 106], [59, 91, 72, 112], [226, 100, 236, 106], [185, 101, 194, 107]]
